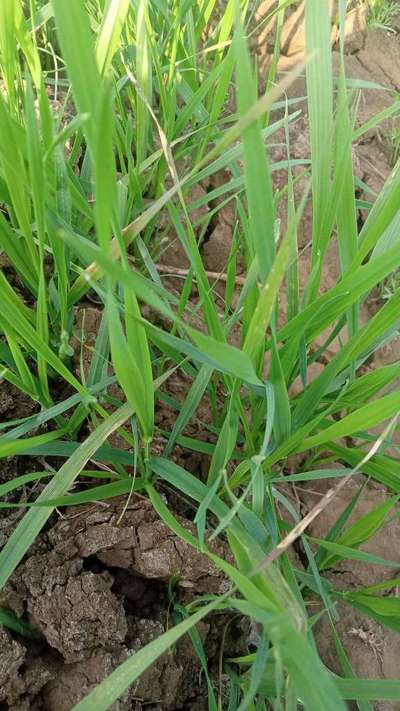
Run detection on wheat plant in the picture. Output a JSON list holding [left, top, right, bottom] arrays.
[[0, 1, 399, 708]]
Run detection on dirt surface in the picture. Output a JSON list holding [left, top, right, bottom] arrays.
[[297, 476, 400, 710], [316, 596, 400, 711], [0, 496, 247, 709], [1, 6, 400, 710], [0, 381, 37, 422], [0, 384, 43, 551]]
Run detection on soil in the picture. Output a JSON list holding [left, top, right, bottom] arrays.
[[1, 5, 400, 710], [0, 497, 247, 710], [0, 382, 38, 422], [304, 480, 400, 711]]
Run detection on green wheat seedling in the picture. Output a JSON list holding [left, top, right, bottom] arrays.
[[0, 0, 399, 708]]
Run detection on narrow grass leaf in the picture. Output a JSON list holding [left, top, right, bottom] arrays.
[[234, 3, 275, 280], [355, 160, 400, 265], [0, 403, 132, 591], [72, 595, 222, 711], [165, 365, 212, 456], [305, 0, 333, 275], [96, 0, 130, 76], [335, 677, 400, 701], [107, 293, 153, 440], [330, 443, 400, 493], [187, 326, 262, 387], [0, 430, 63, 458], [52, 0, 101, 150], [300, 391, 400, 450], [310, 538, 400, 570], [0, 607, 38, 639], [269, 336, 291, 445], [343, 593, 400, 633], [320, 498, 397, 569], [293, 289, 400, 428]]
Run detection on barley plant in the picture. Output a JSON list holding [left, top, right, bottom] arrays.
[[0, 0, 400, 709]]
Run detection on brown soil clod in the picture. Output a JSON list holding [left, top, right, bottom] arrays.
[[45, 496, 229, 594], [0, 627, 56, 711], [0, 496, 231, 709]]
